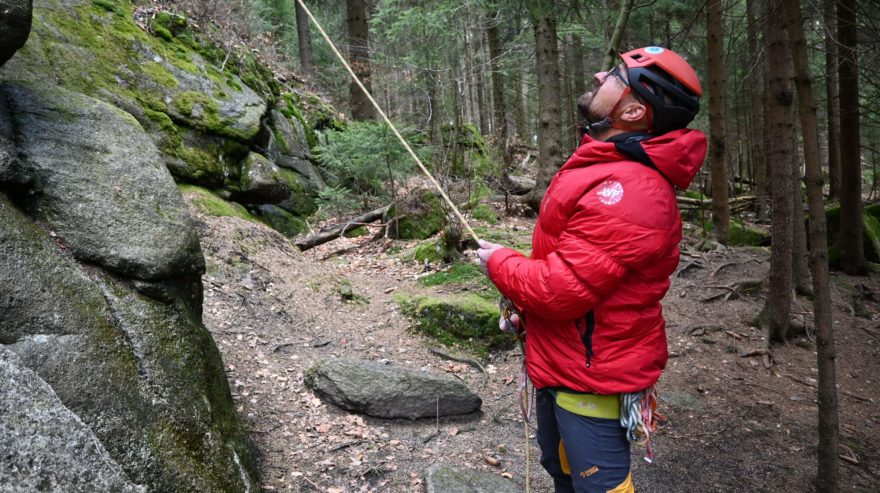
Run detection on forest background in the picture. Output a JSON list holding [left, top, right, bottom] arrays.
[[159, 0, 876, 490]]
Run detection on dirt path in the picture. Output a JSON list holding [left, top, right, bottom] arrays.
[[188, 203, 879, 492]]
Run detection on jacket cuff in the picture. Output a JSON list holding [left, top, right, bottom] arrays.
[[486, 247, 522, 287]]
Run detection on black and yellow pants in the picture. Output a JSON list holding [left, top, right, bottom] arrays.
[[535, 388, 634, 492]]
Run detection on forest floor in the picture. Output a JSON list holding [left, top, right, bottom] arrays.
[[186, 195, 880, 493]]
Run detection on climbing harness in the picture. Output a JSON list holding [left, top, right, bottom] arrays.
[[620, 386, 667, 463], [500, 297, 533, 492], [294, 0, 480, 244]]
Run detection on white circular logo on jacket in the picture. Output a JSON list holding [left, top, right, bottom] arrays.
[[596, 180, 624, 205]]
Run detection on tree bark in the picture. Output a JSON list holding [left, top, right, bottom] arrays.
[[526, 2, 565, 211], [486, 9, 508, 159], [824, 0, 841, 199], [761, 0, 795, 344], [747, 0, 769, 219], [475, 27, 490, 136], [346, 0, 375, 120], [784, 1, 840, 489], [836, 0, 866, 274], [294, 0, 313, 78], [707, 0, 729, 244]]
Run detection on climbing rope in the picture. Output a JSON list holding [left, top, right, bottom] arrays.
[[620, 386, 667, 463], [294, 0, 480, 244], [297, 2, 548, 486], [501, 297, 532, 492]]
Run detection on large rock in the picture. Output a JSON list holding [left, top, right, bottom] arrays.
[[234, 151, 291, 204], [0, 194, 258, 491], [399, 294, 513, 353], [0, 0, 32, 67], [1, 82, 204, 281], [267, 109, 325, 191], [304, 358, 482, 419], [0, 347, 145, 492], [425, 465, 518, 493], [388, 188, 448, 240]]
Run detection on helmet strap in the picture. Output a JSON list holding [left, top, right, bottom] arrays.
[[586, 87, 647, 136]]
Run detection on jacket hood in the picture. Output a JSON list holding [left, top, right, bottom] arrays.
[[563, 128, 707, 189]]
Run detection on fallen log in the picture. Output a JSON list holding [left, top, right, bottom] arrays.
[[677, 195, 757, 207], [295, 205, 389, 252]]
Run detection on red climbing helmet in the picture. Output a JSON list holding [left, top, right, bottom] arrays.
[[620, 46, 702, 135]]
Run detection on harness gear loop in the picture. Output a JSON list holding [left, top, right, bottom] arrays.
[[619, 385, 667, 463]]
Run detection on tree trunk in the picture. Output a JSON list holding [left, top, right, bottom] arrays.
[[784, 0, 840, 489], [602, 0, 636, 71], [562, 35, 576, 150], [792, 162, 812, 294], [824, 0, 841, 200], [526, 3, 565, 211], [475, 28, 490, 136], [294, 0, 313, 78], [571, 33, 587, 121], [836, 0, 866, 274], [707, 0, 729, 244], [486, 9, 508, 159], [516, 63, 529, 143], [346, 0, 375, 121], [761, 0, 795, 344], [747, 0, 769, 219]]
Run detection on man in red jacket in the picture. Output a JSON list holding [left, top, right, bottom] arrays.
[[477, 47, 707, 492]]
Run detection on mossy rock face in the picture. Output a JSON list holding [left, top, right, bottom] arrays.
[[2, 81, 204, 281], [0, 194, 258, 492], [389, 188, 447, 240], [178, 184, 255, 222], [276, 167, 318, 217], [397, 294, 512, 354], [826, 205, 880, 264], [0, 0, 268, 163], [255, 204, 306, 237], [234, 152, 289, 204]]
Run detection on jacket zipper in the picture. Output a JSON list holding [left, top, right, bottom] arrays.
[[575, 310, 596, 368]]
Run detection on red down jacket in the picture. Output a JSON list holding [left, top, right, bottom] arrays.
[[487, 129, 707, 394]]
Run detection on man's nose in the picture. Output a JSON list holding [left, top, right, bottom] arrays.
[[593, 71, 608, 86]]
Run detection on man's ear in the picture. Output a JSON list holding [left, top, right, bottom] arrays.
[[618, 101, 648, 124]]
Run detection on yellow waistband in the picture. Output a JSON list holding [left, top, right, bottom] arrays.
[[553, 391, 620, 419]]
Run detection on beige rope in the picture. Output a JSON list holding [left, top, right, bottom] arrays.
[[294, 0, 480, 243]]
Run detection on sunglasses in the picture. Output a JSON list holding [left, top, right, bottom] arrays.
[[608, 65, 629, 86]]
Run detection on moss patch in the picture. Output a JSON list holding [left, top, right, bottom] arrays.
[[471, 203, 498, 224], [418, 263, 495, 291], [256, 205, 306, 237], [178, 184, 255, 221], [397, 293, 511, 355], [404, 240, 444, 264], [703, 219, 770, 247], [390, 189, 447, 240]]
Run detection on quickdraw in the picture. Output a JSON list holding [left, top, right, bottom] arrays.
[[620, 385, 667, 463]]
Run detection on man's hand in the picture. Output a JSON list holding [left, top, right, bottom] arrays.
[[476, 239, 504, 273]]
